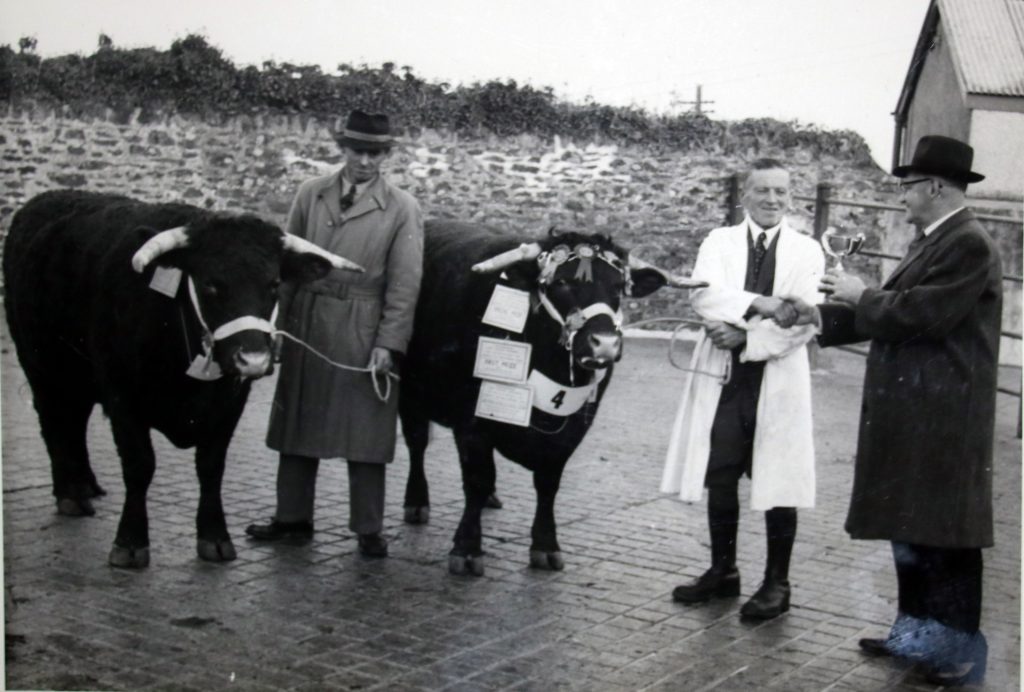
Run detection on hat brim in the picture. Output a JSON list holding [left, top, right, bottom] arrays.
[[892, 164, 985, 183], [334, 137, 393, 152]]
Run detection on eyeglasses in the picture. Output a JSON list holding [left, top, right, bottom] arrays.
[[897, 177, 932, 191]]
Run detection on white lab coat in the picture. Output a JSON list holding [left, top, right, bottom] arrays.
[[660, 218, 825, 509]]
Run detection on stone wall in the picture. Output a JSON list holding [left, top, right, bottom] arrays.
[[0, 106, 1018, 359]]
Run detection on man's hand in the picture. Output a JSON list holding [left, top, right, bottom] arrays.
[[706, 321, 746, 350], [368, 346, 394, 374], [819, 269, 867, 306], [749, 296, 798, 328], [782, 297, 821, 327]]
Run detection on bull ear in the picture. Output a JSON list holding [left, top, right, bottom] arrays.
[[281, 251, 333, 284], [629, 267, 669, 297], [499, 258, 541, 291]]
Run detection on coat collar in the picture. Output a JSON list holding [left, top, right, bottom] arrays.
[[312, 168, 390, 224], [883, 208, 976, 288], [725, 218, 800, 293]]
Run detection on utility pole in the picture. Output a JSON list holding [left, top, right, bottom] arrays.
[[671, 85, 715, 115]]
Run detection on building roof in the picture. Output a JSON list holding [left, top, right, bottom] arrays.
[[943, 0, 1024, 97], [896, 0, 1024, 119]]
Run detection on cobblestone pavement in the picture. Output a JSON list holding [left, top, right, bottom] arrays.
[[2, 329, 1020, 692]]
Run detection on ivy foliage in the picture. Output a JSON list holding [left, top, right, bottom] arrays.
[[0, 34, 872, 162]]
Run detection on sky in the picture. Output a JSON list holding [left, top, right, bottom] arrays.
[[0, 0, 933, 169]]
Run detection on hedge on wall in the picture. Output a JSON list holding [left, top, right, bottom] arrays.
[[0, 34, 874, 164]]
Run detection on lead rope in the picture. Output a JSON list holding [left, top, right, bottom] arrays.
[[272, 329, 398, 403], [186, 278, 396, 402]]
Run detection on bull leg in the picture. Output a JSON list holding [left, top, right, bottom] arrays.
[[107, 415, 156, 569], [194, 433, 236, 563], [449, 431, 494, 577], [400, 406, 431, 524], [32, 392, 103, 517], [529, 462, 567, 571]]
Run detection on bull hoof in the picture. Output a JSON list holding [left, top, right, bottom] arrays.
[[57, 497, 95, 517], [197, 538, 237, 562], [88, 482, 107, 498], [108, 545, 150, 569], [403, 506, 430, 524], [529, 549, 565, 571], [448, 554, 485, 577], [485, 493, 503, 509]]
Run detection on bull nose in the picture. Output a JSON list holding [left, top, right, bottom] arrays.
[[588, 333, 622, 363], [234, 350, 272, 378]]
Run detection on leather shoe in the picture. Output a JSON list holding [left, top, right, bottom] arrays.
[[357, 533, 389, 558], [672, 567, 740, 603], [740, 579, 790, 620], [244, 519, 313, 543], [858, 637, 894, 657]]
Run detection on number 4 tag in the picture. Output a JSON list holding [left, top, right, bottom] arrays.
[[550, 390, 566, 410]]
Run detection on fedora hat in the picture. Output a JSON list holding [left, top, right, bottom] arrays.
[[334, 110, 394, 151], [892, 135, 984, 183]]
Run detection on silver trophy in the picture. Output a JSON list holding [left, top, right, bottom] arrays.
[[820, 228, 865, 272]]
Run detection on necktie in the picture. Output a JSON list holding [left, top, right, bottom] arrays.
[[751, 231, 768, 279], [340, 184, 357, 212]]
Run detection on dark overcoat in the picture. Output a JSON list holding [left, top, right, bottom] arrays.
[[818, 209, 1002, 548], [266, 169, 424, 463]]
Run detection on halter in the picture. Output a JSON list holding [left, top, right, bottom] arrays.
[[185, 276, 278, 380], [533, 243, 626, 384]]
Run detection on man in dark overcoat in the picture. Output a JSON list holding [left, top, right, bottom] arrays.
[[788, 135, 1002, 687], [246, 110, 424, 558]]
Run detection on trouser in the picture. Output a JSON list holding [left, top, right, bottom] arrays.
[[892, 542, 983, 633], [275, 453, 386, 535]]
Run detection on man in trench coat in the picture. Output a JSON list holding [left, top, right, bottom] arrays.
[[246, 110, 424, 558], [788, 135, 1002, 687], [661, 158, 824, 621]]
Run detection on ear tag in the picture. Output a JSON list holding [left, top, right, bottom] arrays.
[[186, 350, 223, 381], [149, 266, 183, 297]]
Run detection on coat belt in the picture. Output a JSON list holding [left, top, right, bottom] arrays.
[[299, 280, 382, 301]]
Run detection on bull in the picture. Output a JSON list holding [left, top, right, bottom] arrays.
[[399, 221, 702, 575], [2, 189, 360, 568]]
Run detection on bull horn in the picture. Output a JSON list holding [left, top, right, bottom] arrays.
[[132, 226, 190, 273], [471, 243, 543, 273], [628, 255, 708, 289], [282, 234, 364, 273]]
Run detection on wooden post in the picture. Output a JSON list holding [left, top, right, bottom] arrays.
[[813, 182, 832, 240], [725, 173, 742, 226]]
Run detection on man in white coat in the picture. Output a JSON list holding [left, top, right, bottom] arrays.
[[661, 158, 824, 620]]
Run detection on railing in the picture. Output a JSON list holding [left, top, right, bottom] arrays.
[[725, 175, 1023, 437]]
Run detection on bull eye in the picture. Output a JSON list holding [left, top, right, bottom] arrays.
[[202, 279, 223, 297], [269, 278, 281, 296]]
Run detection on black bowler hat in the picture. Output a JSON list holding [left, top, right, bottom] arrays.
[[893, 135, 985, 183], [334, 110, 394, 151]]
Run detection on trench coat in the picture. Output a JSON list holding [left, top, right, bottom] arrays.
[[661, 219, 824, 510], [818, 209, 1002, 548], [266, 169, 424, 463]]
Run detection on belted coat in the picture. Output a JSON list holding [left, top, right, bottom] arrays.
[[266, 169, 424, 463], [818, 209, 1002, 548], [661, 219, 824, 510]]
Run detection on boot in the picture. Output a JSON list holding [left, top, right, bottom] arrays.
[[673, 503, 740, 604], [741, 507, 795, 621]]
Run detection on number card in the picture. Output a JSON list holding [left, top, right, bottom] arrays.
[[473, 337, 532, 384], [475, 380, 533, 427], [481, 284, 531, 333]]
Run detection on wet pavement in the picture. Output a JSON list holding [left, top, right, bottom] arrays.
[[2, 330, 1020, 691]]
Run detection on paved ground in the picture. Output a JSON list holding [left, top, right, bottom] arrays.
[[1, 329, 1020, 692]]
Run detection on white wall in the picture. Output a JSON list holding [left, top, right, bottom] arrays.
[[970, 109, 1024, 199]]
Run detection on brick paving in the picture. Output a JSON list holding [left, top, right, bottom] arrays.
[[2, 329, 1020, 691]]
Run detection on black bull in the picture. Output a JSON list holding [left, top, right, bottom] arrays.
[[400, 221, 694, 576], [2, 190, 359, 568]]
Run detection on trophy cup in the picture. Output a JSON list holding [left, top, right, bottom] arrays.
[[820, 228, 865, 272]]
